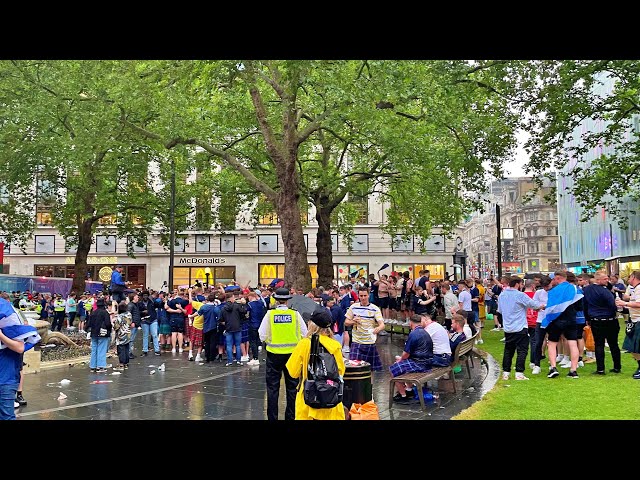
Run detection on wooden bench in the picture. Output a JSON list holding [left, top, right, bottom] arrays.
[[388, 333, 477, 411]]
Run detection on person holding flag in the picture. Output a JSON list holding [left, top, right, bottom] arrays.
[[542, 271, 584, 379]]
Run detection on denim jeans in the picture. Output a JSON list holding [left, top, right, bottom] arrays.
[[225, 331, 242, 363], [129, 326, 139, 354], [90, 337, 110, 369], [141, 321, 160, 353], [0, 383, 19, 420]]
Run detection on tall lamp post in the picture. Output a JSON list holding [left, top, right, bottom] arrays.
[[168, 158, 176, 293], [496, 204, 502, 279]]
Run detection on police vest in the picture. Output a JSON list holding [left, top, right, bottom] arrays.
[[266, 308, 301, 354], [35, 303, 43, 314], [54, 300, 65, 312]]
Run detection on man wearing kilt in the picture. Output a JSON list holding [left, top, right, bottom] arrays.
[[345, 286, 386, 371], [615, 271, 640, 379], [389, 314, 434, 403]]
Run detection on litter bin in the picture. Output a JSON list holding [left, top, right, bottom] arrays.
[[342, 360, 372, 409]]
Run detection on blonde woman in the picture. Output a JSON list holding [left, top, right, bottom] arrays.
[[286, 309, 346, 420]]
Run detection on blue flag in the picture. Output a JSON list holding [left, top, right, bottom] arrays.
[[541, 281, 583, 328], [0, 298, 41, 351]]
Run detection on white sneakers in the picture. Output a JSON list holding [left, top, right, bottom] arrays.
[[529, 362, 535, 369], [532, 366, 541, 375], [195, 354, 202, 362], [491, 327, 502, 332], [556, 354, 565, 363], [475, 339, 484, 345], [502, 371, 510, 380], [247, 359, 260, 366], [240, 355, 250, 362], [171, 348, 176, 353], [14, 401, 19, 409], [515, 372, 529, 380], [179, 348, 184, 354], [499, 337, 506, 342], [578, 360, 584, 368], [559, 358, 572, 368]]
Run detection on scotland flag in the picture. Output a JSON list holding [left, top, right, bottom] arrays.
[[540, 281, 583, 328], [0, 298, 41, 351]]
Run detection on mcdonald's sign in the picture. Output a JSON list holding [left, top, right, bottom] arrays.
[[260, 264, 278, 279]]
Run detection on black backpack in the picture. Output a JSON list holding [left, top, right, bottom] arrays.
[[302, 334, 343, 409]]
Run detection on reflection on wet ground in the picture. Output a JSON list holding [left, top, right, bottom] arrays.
[[18, 333, 496, 420]]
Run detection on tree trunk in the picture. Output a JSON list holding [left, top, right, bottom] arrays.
[[277, 190, 311, 292], [71, 219, 93, 293], [315, 205, 334, 288]]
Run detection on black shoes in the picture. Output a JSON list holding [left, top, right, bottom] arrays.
[[129, 353, 136, 359], [96, 368, 108, 373], [633, 369, 640, 380], [16, 394, 27, 406], [592, 370, 605, 375], [567, 370, 579, 379], [141, 352, 148, 357], [154, 351, 161, 356], [609, 368, 621, 374], [547, 367, 560, 378]]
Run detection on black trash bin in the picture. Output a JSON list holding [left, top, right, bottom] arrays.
[[342, 361, 372, 409]]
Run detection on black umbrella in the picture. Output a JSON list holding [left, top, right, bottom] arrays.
[[288, 295, 321, 323]]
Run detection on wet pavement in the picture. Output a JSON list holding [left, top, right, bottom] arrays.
[[17, 331, 495, 420]]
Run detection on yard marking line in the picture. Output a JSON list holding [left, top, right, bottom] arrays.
[[17, 369, 241, 418]]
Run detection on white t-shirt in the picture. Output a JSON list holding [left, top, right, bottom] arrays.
[[463, 324, 473, 339], [628, 286, 640, 323], [426, 321, 452, 355], [458, 290, 472, 311], [533, 289, 548, 324]]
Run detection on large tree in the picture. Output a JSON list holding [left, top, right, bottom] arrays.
[[0, 60, 173, 292], [116, 60, 518, 289]]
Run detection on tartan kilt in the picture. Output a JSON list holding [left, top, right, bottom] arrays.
[[349, 342, 382, 371], [389, 358, 430, 377], [623, 320, 640, 354], [183, 317, 191, 336], [241, 321, 249, 343], [190, 326, 204, 348]]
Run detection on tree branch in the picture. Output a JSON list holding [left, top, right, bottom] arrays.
[[297, 109, 331, 145], [223, 130, 262, 150]]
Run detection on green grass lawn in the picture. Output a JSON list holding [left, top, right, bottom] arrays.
[[453, 320, 640, 420]]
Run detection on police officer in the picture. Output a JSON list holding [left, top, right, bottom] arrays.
[[51, 294, 66, 331], [258, 287, 307, 420]]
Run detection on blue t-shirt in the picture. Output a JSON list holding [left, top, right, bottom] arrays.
[[403, 326, 433, 367], [0, 348, 22, 385], [198, 303, 220, 334], [247, 300, 266, 329], [470, 287, 480, 312]]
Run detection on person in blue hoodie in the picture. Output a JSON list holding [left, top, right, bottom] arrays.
[[247, 291, 266, 365], [198, 293, 222, 363]]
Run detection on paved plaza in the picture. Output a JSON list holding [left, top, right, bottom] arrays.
[[17, 333, 495, 421]]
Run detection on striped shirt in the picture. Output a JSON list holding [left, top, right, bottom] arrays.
[[497, 288, 542, 333], [346, 302, 383, 345]]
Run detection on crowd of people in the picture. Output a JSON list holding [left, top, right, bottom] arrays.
[[3, 264, 639, 420]]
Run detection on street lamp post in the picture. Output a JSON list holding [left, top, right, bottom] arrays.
[[204, 267, 211, 288], [168, 158, 176, 293], [496, 204, 503, 279]]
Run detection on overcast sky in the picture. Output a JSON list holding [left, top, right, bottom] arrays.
[[503, 129, 529, 177]]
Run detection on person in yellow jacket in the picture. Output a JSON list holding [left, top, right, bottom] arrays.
[[286, 308, 346, 420], [259, 287, 307, 421]]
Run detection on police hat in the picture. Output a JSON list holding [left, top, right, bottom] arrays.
[[272, 288, 292, 300]]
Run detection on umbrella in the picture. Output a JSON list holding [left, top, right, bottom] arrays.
[[288, 295, 322, 323]]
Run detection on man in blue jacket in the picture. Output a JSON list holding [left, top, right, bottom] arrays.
[[110, 265, 127, 303], [247, 292, 265, 365]]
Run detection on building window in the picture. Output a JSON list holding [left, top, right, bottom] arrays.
[[220, 234, 235, 252], [127, 236, 147, 253], [532, 228, 538, 237], [547, 227, 553, 236], [96, 235, 117, 253], [392, 235, 413, 252], [258, 263, 319, 289], [258, 234, 278, 252], [348, 193, 368, 224], [422, 235, 445, 252], [173, 237, 187, 253], [547, 242, 553, 252], [336, 264, 368, 284], [36, 207, 53, 226], [171, 266, 236, 291], [195, 235, 210, 253], [258, 211, 279, 225], [35, 235, 55, 254], [351, 234, 368, 252], [331, 234, 338, 252], [98, 215, 117, 225]]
